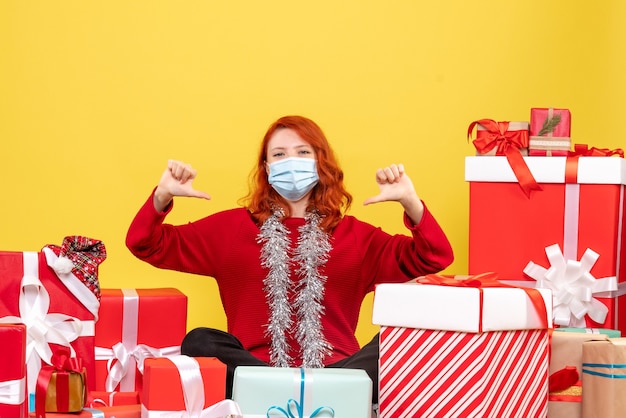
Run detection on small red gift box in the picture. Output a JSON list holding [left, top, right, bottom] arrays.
[[0, 323, 27, 418], [529, 107, 572, 156], [466, 154, 626, 333], [94, 288, 187, 394], [0, 241, 103, 398], [372, 275, 552, 418], [142, 356, 229, 417]]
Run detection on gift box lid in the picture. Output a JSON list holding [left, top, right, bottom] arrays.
[[556, 327, 621, 338], [372, 281, 553, 332], [465, 156, 626, 185]]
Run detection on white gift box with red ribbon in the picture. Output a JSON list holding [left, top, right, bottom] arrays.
[[372, 279, 552, 418]]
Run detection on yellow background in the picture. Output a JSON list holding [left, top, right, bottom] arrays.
[[1, 1, 625, 345]]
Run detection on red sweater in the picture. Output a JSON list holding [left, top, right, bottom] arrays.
[[126, 193, 454, 365]]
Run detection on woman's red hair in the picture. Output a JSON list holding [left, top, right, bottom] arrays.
[[241, 115, 352, 232]]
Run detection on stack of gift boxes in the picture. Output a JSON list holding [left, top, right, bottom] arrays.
[[373, 108, 626, 417], [0, 239, 248, 418], [5, 108, 626, 418], [0, 239, 374, 418]]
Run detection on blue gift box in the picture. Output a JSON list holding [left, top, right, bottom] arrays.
[[232, 366, 372, 417]]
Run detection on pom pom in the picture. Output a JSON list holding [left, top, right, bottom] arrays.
[[53, 256, 74, 274]]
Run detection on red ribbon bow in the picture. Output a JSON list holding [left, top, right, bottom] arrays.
[[35, 348, 87, 418], [49, 348, 84, 373], [468, 119, 542, 198], [417, 272, 549, 332], [570, 144, 624, 158], [564, 143, 625, 183]]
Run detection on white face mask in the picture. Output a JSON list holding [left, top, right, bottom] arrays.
[[268, 157, 319, 201]]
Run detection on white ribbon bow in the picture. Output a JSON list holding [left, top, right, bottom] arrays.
[[0, 252, 93, 393], [141, 355, 242, 418], [95, 343, 181, 392], [524, 244, 618, 327], [0, 378, 26, 405]]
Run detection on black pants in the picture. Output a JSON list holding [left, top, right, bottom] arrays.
[[181, 327, 380, 403]]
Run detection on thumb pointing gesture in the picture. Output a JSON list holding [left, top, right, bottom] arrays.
[[363, 164, 414, 205], [154, 160, 211, 211]]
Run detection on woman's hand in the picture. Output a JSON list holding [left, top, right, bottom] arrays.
[[153, 160, 211, 212], [363, 163, 424, 224]]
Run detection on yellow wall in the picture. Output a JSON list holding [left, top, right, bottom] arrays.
[[1, 1, 624, 345]]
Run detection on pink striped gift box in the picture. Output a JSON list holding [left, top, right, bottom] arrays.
[[372, 276, 553, 418]]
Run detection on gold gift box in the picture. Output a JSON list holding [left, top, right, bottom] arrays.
[[44, 368, 87, 413]]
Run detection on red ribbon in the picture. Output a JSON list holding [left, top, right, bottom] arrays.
[[564, 143, 624, 183], [35, 348, 87, 418], [549, 365, 579, 393], [570, 144, 624, 158], [549, 386, 582, 403], [468, 119, 542, 198], [548, 366, 582, 402], [417, 272, 549, 332]]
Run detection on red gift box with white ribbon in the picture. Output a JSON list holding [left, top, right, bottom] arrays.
[[141, 356, 236, 418], [465, 150, 626, 333], [0, 323, 27, 418], [0, 242, 103, 400], [93, 288, 187, 395], [372, 275, 552, 418]]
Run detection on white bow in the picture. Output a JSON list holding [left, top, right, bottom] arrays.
[[0, 252, 93, 393], [95, 343, 181, 392], [524, 244, 618, 327], [0, 377, 25, 405]]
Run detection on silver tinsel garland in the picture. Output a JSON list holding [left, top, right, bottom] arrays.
[[258, 209, 333, 368]]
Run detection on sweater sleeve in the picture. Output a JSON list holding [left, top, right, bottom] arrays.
[[401, 202, 455, 273], [356, 202, 454, 289], [125, 191, 225, 277]]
